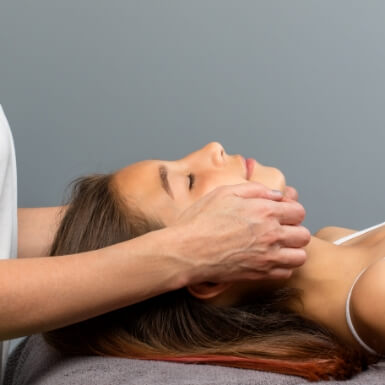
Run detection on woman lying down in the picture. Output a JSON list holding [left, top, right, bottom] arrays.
[[43, 142, 384, 381]]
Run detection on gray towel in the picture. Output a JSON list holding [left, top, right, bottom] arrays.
[[4, 334, 385, 385]]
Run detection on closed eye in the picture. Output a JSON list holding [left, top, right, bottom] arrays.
[[188, 173, 195, 190]]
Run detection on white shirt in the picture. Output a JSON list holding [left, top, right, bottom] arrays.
[[0, 105, 19, 385]]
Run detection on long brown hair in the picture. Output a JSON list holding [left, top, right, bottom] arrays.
[[43, 174, 371, 381]]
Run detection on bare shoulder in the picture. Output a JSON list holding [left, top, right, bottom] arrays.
[[350, 258, 385, 354], [313, 226, 357, 242]]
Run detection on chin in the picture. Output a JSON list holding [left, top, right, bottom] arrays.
[[251, 165, 286, 192], [273, 167, 287, 192]]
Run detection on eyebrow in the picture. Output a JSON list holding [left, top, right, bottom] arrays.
[[158, 165, 175, 200]]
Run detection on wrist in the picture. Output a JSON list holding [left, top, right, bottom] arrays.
[[136, 227, 194, 290], [157, 225, 210, 286], [150, 226, 202, 288]]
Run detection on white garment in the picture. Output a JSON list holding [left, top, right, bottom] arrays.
[[0, 105, 19, 385], [333, 221, 385, 356]]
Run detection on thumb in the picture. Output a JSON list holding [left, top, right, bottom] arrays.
[[229, 182, 284, 201]]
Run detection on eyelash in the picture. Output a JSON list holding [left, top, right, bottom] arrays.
[[188, 173, 195, 190]]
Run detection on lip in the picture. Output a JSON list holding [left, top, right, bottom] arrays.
[[245, 158, 255, 180]]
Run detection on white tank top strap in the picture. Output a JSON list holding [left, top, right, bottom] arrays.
[[333, 222, 385, 356], [334, 221, 385, 245], [345, 267, 380, 356]]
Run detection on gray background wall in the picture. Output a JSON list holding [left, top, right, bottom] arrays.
[[1, 0, 385, 233]]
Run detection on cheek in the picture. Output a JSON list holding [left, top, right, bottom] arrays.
[[165, 173, 247, 225], [194, 174, 245, 199], [138, 193, 182, 227]]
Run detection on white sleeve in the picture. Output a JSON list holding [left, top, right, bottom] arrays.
[[0, 104, 19, 385]]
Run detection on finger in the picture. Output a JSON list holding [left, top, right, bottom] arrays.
[[284, 186, 298, 201], [278, 225, 311, 248], [226, 182, 284, 201], [273, 247, 308, 268], [269, 200, 306, 225], [267, 268, 294, 280]]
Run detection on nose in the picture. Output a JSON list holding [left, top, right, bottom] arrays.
[[181, 141, 226, 169], [204, 141, 226, 167]]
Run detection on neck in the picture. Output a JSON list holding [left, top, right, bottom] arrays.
[[260, 228, 385, 345], [284, 236, 376, 340], [288, 236, 340, 296], [289, 236, 365, 293]]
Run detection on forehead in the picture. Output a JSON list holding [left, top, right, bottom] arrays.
[[113, 160, 178, 224], [114, 160, 158, 198]]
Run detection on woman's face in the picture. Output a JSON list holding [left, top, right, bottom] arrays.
[[114, 142, 286, 225]]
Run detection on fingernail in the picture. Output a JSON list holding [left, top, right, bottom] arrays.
[[271, 189, 283, 198]]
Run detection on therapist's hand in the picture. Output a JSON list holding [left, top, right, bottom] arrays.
[[169, 182, 310, 285], [283, 185, 299, 201]]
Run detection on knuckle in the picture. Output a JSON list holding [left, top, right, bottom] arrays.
[[261, 260, 275, 272], [256, 201, 275, 218], [261, 228, 280, 246], [262, 249, 280, 266]]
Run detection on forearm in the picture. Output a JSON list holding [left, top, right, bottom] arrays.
[[17, 206, 67, 258], [0, 227, 187, 340]]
